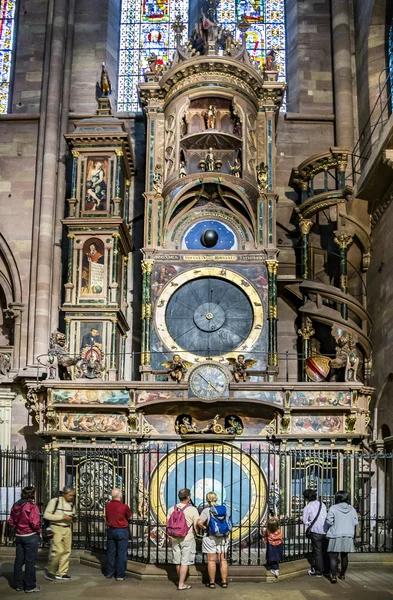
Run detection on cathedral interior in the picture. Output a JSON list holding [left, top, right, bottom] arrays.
[[0, 0, 393, 564]]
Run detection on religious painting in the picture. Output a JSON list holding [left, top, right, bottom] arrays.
[[84, 157, 108, 212], [62, 413, 128, 433], [136, 389, 184, 405], [81, 239, 105, 297], [234, 390, 284, 406], [151, 263, 182, 303], [79, 322, 103, 353], [53, 389, 129, 405], [291, 415, 343, 435], [290, 391, 351, 408]]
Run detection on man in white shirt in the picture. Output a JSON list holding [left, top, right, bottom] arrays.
[[167, 489, 199, 591], [302, 488, 328, 577]]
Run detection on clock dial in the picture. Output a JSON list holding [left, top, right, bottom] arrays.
[[189, 364, 229, 399], [165, 276, 253, 356]]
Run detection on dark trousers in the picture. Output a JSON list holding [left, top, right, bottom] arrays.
[[14, 534, 39, 591], [329, 551, 349, 576], [106, 527, 129, 578], [310, 532, 329, 574]]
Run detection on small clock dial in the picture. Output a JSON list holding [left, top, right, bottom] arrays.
[[189, 364, 229, 399]]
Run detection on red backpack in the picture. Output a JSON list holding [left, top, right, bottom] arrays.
[[167, 504, 191, 538]]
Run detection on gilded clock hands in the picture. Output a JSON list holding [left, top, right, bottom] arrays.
[[198, 372, 222, 395]]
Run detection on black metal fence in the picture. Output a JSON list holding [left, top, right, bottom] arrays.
[[1, 443, 392, 565]]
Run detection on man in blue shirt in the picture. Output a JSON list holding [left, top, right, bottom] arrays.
[[302, 489, 328, 577]]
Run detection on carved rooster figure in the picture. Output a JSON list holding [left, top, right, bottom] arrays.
[[100, 62, 112, 97]]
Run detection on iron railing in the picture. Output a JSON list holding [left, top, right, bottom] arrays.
[[0, 445, 392, 564]]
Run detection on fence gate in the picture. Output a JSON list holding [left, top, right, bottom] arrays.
[[1, 443, 392, 564]]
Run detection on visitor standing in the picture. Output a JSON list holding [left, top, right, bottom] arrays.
[[166, 488, 199, 591], [263, 516, 283, 578], [324, 490, 359, 584], [43, 486, 75, 581], [8, 486, 42, 593], [197, 491, 232, 589], [104, 488, 131, 581], [302, 488, 328, 577]]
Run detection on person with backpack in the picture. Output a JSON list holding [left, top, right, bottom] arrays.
[[43, 486, 76, 582], [166, 488, 199, 591], [8, 486, 42, 593], [302, 488, 328, 577], [197, 491, 232, 589], [324, 490, 359, 584], [263, 516, 283, 578]]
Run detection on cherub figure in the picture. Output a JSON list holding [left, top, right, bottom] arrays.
[[227, 355, 256, 382], [162, 354, 192, 383]]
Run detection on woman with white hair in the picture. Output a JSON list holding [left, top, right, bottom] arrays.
[[197, 491, 231, 589]]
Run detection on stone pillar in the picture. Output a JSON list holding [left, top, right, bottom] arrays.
[[331, 0, 354, 148], [298, 218, 313, 280], [334, 230, 353, 320], [141, 260, 154, 366], [298, 317, 315, 382], [266, 259, 279, 368], [0, 390, 15, 449], [33, 0, 69, 360]]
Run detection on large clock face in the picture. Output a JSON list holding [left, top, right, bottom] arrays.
[[155, 267, 264, 363], [189, 364, 230, 399]]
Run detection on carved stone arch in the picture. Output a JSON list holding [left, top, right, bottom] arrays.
[[0, 233, 23, 367]]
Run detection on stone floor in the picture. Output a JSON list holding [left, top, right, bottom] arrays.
[[1, 562, 393, 599]]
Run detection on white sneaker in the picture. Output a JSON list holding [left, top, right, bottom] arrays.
[[25, 586, 43, 593], [270, 569, 279, 578]]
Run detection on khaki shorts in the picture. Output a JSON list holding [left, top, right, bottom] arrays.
[[172, 537, 196, 566], [202, 535, 229, 555]]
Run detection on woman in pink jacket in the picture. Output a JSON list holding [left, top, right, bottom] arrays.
[[9, 486, 42, 593]]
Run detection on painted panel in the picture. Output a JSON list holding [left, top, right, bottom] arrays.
[[61, 413, 128, 433], [290, 391, 351, 407], [233, 390, 284, 405], [291, 415, 343, 435], [53, 389, 130, 405], [84, 157, 109, 212], [136, 389, 184, 404]]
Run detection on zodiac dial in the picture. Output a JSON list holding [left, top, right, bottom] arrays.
[[189, 364, 230, 399]]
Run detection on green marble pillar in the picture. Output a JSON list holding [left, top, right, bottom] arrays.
[[141, 260, 154, 366], [334, 231, 353, 320], [266, 259, 278, 367], [298, 218, 312, 280]]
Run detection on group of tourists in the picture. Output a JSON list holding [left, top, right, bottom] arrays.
[[7, 483, 358, 592]]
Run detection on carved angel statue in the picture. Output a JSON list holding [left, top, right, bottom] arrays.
[[227, 355, 256, 382], [162, 354, 193, 383], [100, 62, 112, 96]]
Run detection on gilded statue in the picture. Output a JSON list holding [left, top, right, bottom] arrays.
[[48, 331, 79, 380], [227, 355, 256, 382], [100, 62, 112, 96], [257, 161, 268, 192], [205, 147, 216, 172], [162, 354, 192, 383], [204, 104, 217, 129]]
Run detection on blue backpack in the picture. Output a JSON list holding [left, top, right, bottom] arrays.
[[207, 505, 232, 537]]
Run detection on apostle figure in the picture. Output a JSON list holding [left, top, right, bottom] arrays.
[[229, 157, 241, 178], [204, 104, 217, 129], [205, 148, 216, 172]]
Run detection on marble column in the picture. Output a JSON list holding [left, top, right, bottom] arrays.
[[141, 260, 154, 366], [334, 230, 353, 320], [298, 317, 315, 382], [331, 0, 354, 148], [298, 218, 313, 280], [266, 259, 279, 368]]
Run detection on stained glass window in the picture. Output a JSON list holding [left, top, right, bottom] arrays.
[[389, 19, 393, 111], [118, 0, 189, 112], [118, 0, 286, 112], [0, 0, 16, 114], [217, 0, 286, 84]]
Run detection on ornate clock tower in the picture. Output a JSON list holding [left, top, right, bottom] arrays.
[[138, 15, 285, 417]]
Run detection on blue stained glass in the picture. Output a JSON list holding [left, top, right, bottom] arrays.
[[0, 0, 17, 114], [118, 0, 189, 112]]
